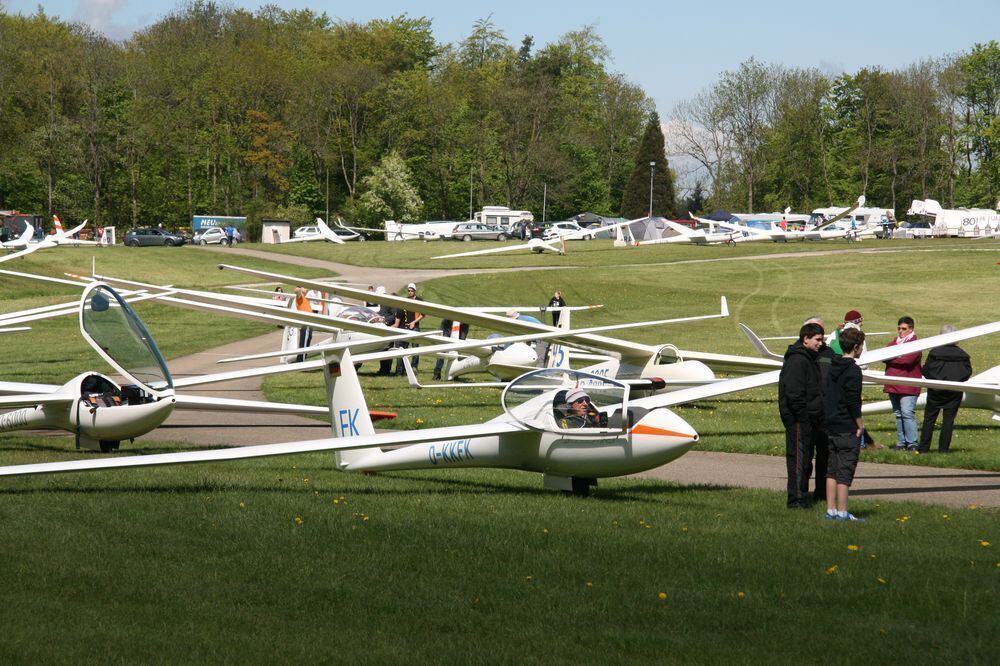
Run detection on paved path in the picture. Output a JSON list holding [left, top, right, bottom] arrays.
[[145, 244, 1000, 509], [633, 451, 1000, 509]]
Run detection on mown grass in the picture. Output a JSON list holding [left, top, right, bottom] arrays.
[[0, 444, 996, 663], [1, 240, 999, 662]]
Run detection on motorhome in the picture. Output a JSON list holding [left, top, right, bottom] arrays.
[[474, 206, 534, 231], [907, 199, 1000, 237]]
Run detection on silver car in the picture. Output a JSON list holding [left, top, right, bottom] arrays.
[[447, 223, 508, 241]]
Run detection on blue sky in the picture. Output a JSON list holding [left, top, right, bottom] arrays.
[[6, 0, 999, 123]]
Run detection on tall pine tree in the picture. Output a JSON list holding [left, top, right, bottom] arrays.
[[621, 111, 676, 218]]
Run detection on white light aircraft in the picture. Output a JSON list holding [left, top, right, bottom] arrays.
[[1, 223, 35, 250], [217, 264, 780, 382], [280, 218, 346, 244], [907, 199, 1000, 238], [0, 283, 393, 452], [1, 317, 995, 494]]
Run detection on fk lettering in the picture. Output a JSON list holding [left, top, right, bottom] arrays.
[[338, 408, 360, 437]]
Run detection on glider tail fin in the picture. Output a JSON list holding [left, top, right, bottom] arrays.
[[547, 307, 571, 369], [53, 215, 64, 234], [323, 348, 375, 470]]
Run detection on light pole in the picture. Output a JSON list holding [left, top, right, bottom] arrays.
[[542, 182, 547, 223], [469, 167, 474, 221], [648, 161, 655, 218]]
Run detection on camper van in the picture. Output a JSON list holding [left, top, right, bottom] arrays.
[[474, 206, 534, 231]]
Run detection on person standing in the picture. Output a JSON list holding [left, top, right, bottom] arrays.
[[778, 322, 825, 509], [395, 283, 424, 375], [433, 318, 469, 380], [823, 327, 867, 522], [225, 225, 235, 246], [293, 286, 314, 362], [918, 324, 972, 454], [547, 291, 566, 326], [374, 287, 399, 377], [884, 316, 922, 451]]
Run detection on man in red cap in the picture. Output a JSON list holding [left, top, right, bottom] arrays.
[[830, 310, 864, 355]]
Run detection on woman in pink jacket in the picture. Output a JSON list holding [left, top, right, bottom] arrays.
[[883, 316, 922, 451]]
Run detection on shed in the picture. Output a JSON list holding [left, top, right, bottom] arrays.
[[262, 219, 291, 244]]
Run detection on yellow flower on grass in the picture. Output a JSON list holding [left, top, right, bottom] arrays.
[[658, 592, 667, 601], [415, 418, 424, 425], [525, 575, 533, 582], [847, 544, 860, 552], [681, 527, 689, 533], [433, 399, 442, 405], [542, 528, 550, 534], [896, 516, 910, 524], [736, 591, 746, 599], [825, 565, 838, 575], [294, 516, 304, 525], [877, 578, 887, 585], [942, 514, 950, 520], [239, 501, 246, 509], [586, 581, 593, 588], [979, 540, 991, 547]]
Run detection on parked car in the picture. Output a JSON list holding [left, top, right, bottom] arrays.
[[898, 221, 934, 239], [292, 225, 320, 238], [124, 227, 186, 247], [543, 221, 593, 241], [445, 223, 508, 241], [193, 227, 241, 245]]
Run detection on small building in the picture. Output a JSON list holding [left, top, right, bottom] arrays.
[[261, 219, 291, 244]]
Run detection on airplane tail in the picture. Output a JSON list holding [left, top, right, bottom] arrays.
[[316, 218, 346, 244], [547, 307, 571, 369], [323, 348, 376, 470], [738, 323, 783, 361], [53, 215, 64, 234]]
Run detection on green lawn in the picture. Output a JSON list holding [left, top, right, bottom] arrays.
[[1, 237, 998, 661], [0, 448, 996, 663]]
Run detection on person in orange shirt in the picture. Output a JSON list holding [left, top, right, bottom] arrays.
[[293, 286, 314, 360]]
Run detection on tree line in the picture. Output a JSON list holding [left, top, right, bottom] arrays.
[[671, 44, 1000, 216], [0, 3, 657, 232]]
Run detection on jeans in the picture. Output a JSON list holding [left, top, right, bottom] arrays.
[[889, 393, 918, 448]]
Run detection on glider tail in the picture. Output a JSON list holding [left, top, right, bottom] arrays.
[[53, 215, 64, 234], [323, 348, 376, 470]]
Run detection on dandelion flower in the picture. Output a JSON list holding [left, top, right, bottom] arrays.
[[980, 540, 991, 547], [737, 591, 746, 599], [294, 516, 304, 526], [847, 544, 860, 552], [658, 592, 667, 601], [526, 575, 533, 582], [825, 565, 838, 575], [681, 527, 689, 533], [877, 578, 887, 585], [586, 581, 593, 588], [542, 528, 549, 534], [942, 514, 950, 520], [896, 516, 910, 524], [239, 501, 246, 509]]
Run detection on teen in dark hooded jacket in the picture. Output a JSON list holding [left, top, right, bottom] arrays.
[[778, 322, 825, 508], [823, 327, 866, 521]]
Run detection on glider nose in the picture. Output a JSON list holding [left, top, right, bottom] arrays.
[[629, 408, 699, 455]]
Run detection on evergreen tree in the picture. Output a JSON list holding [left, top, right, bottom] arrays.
[[621, 111, 676, 218]]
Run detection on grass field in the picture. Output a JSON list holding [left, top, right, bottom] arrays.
[[1, 238, 998, 661]]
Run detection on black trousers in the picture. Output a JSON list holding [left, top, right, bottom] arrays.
[[784, 418, 821, 507], [918, 392, 962, 453]]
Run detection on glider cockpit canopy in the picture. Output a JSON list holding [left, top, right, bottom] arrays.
[[80, 283, 173, 393], [501, 368, 629, 435]]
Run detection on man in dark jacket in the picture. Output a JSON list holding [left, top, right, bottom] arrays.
[[918, 324, 973, 453], [778, 322, 825, 508], [823, 327, 866, 521]]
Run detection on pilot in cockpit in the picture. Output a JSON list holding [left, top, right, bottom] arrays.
[[555, 388, 602, 429]]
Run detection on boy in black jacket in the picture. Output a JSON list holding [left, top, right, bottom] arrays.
[[823, 327, 866, 522], [778, 322, 825, 508]]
